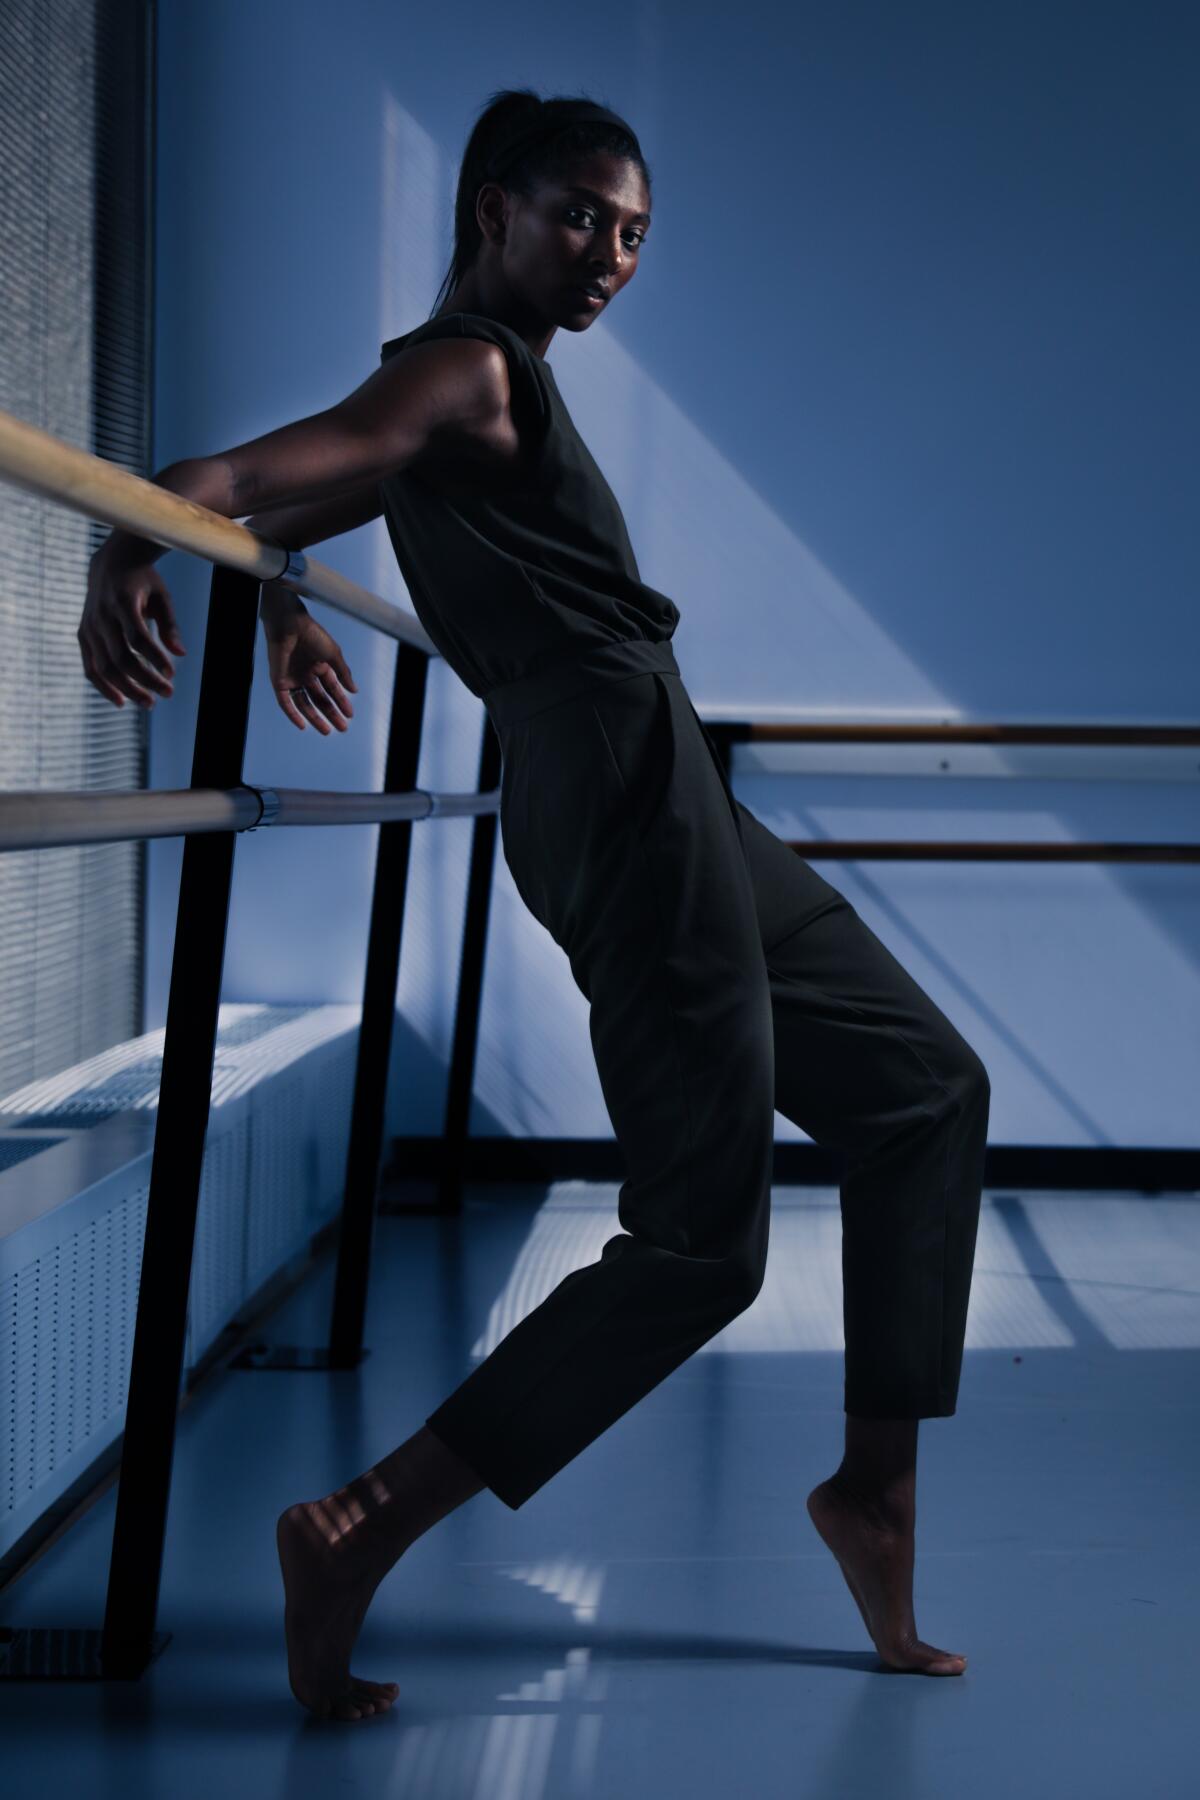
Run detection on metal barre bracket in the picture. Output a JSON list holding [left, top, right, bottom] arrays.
[[237, 783, 281, 830]]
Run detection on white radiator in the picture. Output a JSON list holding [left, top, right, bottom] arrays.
[[0, 1002, 361, 1559]]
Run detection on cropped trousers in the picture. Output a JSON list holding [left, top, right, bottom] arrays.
[[425, 637, 990, 1510]]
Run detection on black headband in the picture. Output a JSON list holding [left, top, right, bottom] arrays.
[[485, 103, 641, 179]]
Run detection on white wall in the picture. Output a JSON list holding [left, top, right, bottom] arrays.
[[149, 0, 1199, 1147]]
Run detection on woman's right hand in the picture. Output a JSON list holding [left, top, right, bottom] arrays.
[[78, 546, 185, 708]]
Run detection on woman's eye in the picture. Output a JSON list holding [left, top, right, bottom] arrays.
[[565, 207, 645, 247]]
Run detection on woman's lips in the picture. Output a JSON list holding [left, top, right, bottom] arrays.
[[572, 287, 605, 308]]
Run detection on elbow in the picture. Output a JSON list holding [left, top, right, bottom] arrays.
[[164, 453, 241, 520]]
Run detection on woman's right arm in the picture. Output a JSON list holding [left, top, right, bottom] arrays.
[[81, 338, 513, 707], [95, 339, 511, 571]]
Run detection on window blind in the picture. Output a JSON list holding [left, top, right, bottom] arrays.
[[0, 0, 155, 1098]]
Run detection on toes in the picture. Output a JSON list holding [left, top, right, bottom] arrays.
[[306, 1687, 393, 1722], [352, 1674, 398, 1699], [348, 1679, 398, 1714], [877, 1640, 968, 1675]]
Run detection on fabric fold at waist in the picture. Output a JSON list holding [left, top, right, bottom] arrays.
[[482, 635, 681, 728]]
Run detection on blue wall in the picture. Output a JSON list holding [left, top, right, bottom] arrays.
[[149, 0, 1199, 1147]]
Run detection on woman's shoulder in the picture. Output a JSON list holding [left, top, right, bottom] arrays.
[[378, 315, 553, 483], [381, 312, 534, 361], [380, 313, 553, 453]]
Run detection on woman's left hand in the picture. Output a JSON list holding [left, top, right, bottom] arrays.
[[262, 595, 357, 733]]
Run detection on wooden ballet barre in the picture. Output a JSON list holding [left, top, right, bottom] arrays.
[[0, 404, 437, 652]]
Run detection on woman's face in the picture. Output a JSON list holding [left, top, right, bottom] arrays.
[[504, 153, 652, 328]]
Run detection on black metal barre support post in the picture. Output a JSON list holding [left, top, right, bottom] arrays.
[[99, 564, 261, 1679], [330, 643, 430, 1356], [229, 638, 432, 1371], [0, 572, 444, 1676], [437, 712, 504, 1213]]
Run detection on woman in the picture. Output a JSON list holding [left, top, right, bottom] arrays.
[[81, 89, 990, 1722]]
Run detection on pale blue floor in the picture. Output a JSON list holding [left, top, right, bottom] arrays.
[[1, 1183, 1197, 1799]]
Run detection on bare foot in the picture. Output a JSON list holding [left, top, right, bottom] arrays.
[[276, 1500, 401, 1721], [806, 1473, 967, 1676]]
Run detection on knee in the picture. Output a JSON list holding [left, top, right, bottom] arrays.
[[941, 1043, 990, 1114], [929, 1048, 990, 1158], [730, 1251, 768, 1313], [964, 1050, 991, 1115]]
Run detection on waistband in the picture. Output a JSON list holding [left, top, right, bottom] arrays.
[[482, 635, 680, 728]]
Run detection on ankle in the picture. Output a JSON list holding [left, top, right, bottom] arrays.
[[336, 1475, 417, 1571], [335, 1426, 486, 1564], [830, 1465, 915, 1527], [299, 1476, 410, 1583], [840, 1415, 917, 1494]]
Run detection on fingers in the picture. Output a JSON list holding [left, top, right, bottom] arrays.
[[277, 682, 335, 735], [309, 660, 354, 723], [277, 689, 311, 731], [144, 586, 187, 658], [275, 662, 354, 735], [79, 604, 174, 706], [79, 629, 162, 709], [122, 593, 174, 682], [78, 642, 129, 708], [78, 561, 185, 709]]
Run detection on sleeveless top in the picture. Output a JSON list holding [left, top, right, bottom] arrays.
[[376, 312, 681, 699]]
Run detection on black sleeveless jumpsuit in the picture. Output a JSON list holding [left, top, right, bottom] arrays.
[[377, 312, 990, 1511]]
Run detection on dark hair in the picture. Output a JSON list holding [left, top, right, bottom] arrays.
[[428, 88, 652, 319]]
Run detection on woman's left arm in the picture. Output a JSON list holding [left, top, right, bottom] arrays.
[[242, 478, 384, 551], [245, 480, 386, 635]]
